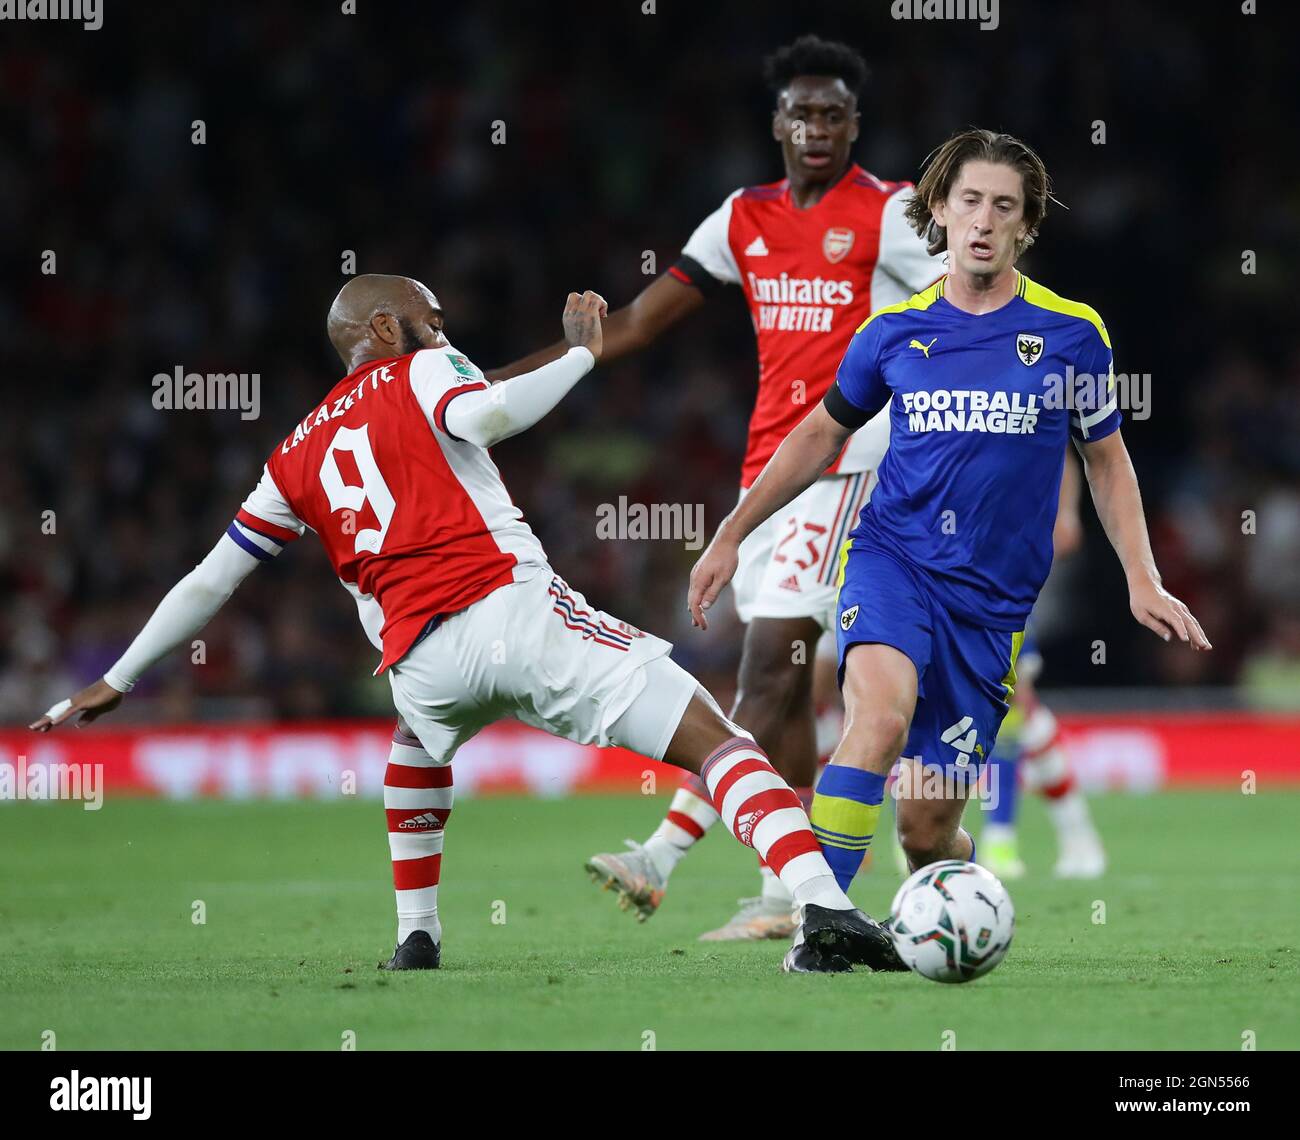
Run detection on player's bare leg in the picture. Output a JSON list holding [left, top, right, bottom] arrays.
[[731, 616, 821, 786], [696, 616, 819, 940], [812, 644, 982, 878], [740, 641, 915, 971], [595, 663, 900, 973], [805, 643, 918, 885], [587, 656, 810, 926], [591, 616, 822, 935], [894, 760, 977, 871]]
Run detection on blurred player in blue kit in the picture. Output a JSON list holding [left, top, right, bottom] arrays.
[[980, 451, 1106, 880]]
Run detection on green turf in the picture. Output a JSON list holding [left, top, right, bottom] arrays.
[[1, 789, 1296, 1050]]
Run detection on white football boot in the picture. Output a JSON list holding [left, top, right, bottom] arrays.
[[585, 840, 666, 922], [699, 895, 797, 942], [1048, 794, 1107, 878], [1053, 827, 1107, 878]]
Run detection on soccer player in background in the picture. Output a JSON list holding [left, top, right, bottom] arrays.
[[687, 128, 1210, 973], [491, 34, 944, 940], [980, 451, 1107, 880], [31, 275, 904, 975]]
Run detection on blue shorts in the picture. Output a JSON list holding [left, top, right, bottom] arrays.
[[834, 540, 1025, 777]]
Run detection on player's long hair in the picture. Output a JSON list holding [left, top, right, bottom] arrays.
[[905, 128, 1057, 258]]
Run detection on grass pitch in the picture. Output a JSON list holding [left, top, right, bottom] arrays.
[[1, 789, 1296, 1050]]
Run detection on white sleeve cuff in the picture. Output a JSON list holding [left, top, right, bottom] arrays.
[[103, 671, 135, 694]]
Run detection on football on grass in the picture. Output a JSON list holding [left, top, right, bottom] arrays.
[[889, 860, 1015, 983]]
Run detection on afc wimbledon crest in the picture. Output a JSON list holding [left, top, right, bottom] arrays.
[[840, 604, 859, 631], [1015, 333, 1045, 366], [823, 227, 855, 263]]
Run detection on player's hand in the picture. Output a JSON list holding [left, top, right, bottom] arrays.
[[688, 536, 740, 631], [1129, 578, 1212, 650], [562, 290, 607, 361], [28, 678, 125, 732]]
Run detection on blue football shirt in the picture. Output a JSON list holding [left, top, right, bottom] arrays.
[[824, 272, 1122, 629]]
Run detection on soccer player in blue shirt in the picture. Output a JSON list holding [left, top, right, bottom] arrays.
[[687, 128, 1211, 973]]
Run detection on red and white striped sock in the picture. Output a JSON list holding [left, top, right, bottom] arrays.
[[642, 772, 720, 880], [758, 785, 812, 903], [1020, 705, 1076, 800], [1018, 704, 1102, 842], [385, 724, 453, 945], [700, 737, 852, 912]]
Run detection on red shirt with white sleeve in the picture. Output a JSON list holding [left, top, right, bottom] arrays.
[[670, 164, 945, 486], [230, 346, 547, 673]]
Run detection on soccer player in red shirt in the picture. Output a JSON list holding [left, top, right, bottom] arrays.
[[492, 36, 943, 939], [32, 275, 904, 975]]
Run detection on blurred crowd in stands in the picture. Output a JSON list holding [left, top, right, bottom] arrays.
[[2, 2, 1296, 723]]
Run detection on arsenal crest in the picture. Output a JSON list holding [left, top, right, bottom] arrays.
[[822, 227, 855, 264], [1015, 333, 1045, 367]]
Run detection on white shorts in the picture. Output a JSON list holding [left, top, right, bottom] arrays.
[[732, 471, 876, 630], [387, 569, 699, 765]]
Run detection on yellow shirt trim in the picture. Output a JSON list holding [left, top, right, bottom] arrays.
[[854, 277, 946, 335], [1019, 275, 1111, 349]]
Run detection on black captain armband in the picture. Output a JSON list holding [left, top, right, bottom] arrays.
[[666, 255, 725, 298], [822, 381, 872, 430]]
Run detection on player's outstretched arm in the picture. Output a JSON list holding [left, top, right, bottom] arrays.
[[28, 533, 266, 732], [445, 291, 608, 448], [688, 402, 852, 630], [484, 274, 705, 381], [1076, 431, 1211, 650]]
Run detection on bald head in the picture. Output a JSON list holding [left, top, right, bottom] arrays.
[[327, 274, 446, 372]]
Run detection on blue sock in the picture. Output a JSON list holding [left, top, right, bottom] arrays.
[[809, 764, 888, 892], [985, 747, 1021, 827]]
